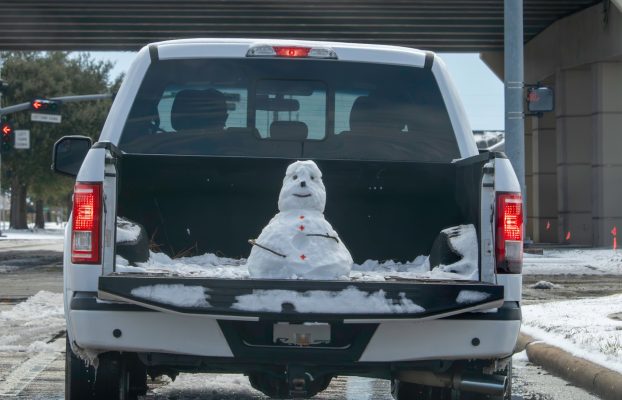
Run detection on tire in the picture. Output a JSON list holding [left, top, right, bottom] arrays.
[[127, 355, 148, 397], [93, 353, 132, 400], [65, 337, 96, 400]]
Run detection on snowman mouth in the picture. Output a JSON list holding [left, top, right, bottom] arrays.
[[293, 193, 312, 198]]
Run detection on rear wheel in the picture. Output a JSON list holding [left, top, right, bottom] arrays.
[[93, 353, 131, 400], [65, 337, 96, 400]]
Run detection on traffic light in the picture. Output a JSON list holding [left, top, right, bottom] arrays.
[[0, 80, 8, 95], [31, 98, 61, 113], [1, 119, 13, 152]]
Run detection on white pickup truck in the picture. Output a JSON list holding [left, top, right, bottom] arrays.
[[54, 39, 523, 400]]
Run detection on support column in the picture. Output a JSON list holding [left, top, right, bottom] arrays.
[[529, 94, 558, 243], [556, 67, 593, 244], [591, 62, 622, 246], [504, 0, 526, 226]]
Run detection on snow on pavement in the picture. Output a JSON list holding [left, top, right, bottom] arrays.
[[0, 226, 64, 241], [0, 226, 65, 253], [522, 293, 622, 373], [524, 248, 622, 275], [0, 291, 65, 397], [0, 291, 65, 352]]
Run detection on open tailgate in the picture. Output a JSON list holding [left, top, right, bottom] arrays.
[[98, 275, 504, 322]]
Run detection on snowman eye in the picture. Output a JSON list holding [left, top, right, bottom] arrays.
[[293, 175, 298, 180]]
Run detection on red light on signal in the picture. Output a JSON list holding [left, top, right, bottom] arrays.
[[30, 98, 60, 113], [1, 124, 12, 136], [273, 46, 311, 57]]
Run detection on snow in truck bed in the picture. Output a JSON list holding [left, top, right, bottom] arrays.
[[116, 224, 479, 281]]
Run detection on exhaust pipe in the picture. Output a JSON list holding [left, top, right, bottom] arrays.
[[398, 370, 507, 396], [458, 374, 507, 396]]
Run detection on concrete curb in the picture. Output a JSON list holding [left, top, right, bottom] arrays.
[[516, 332, 622, 400]]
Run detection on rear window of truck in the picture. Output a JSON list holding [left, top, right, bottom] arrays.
[[119, 58, 460, 162]]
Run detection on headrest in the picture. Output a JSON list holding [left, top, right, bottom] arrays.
[[349, 94, 405, 133], [170, 89, 228, 131], [269, 121, 308, 141], [349, 96, 376, 131]]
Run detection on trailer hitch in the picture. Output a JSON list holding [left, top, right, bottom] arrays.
[[287, 365, 311, 398]]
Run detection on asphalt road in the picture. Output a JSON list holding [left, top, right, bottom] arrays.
[[0, 243, 609, 400]]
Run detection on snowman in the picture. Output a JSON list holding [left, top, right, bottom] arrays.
[[247, 160, 353, 279]]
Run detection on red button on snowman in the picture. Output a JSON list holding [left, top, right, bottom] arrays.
[[247, 160, 353, 279]]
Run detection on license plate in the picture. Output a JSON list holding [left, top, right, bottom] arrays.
[[273, 322, 331, 346]]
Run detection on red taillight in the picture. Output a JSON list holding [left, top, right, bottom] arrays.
[[495, 192, 523, 274], [71, 182, 102, 264], [273, 46, 311, 57]]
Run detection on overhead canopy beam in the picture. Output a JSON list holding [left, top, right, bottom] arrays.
[[0, 0, 599, 51]]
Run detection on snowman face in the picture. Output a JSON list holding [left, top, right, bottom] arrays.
[[278, 160, 326, 212]]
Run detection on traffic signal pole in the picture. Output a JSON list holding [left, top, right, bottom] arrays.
[[0, 93, 113, 116], [504, 0, 527, 237], [0, 92, 112, 233]]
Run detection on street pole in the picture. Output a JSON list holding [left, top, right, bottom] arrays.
[[0, 57, 4, 236], [504, 0, 527, 235]]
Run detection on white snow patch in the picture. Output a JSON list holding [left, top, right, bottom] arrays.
[[0, 291, 65, 353], [0, 229, 64, 240], [456, 290, 490, 304], [0, 291, 64, 322], [116, 217, 142, 243], [524, 248, 622, 275], [131, 284, 210, 307], [433, 225, 479, 280], [530, 280, 559, 289], [116, 223, 479, 282], [0, 265, 18, 273], [152, 373, 261, 398], [522, 293, 622, 373], [512, 349, 529, 362], [232, 286, 425, 314], [117, 251, 249, 279]]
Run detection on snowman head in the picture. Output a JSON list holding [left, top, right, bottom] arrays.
[[278, 160, 326, 213]]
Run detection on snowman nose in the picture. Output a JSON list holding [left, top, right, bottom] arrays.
[[300, 181, 307, 188]]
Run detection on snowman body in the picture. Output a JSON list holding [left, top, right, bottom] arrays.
[[247, 161, 353, 279]]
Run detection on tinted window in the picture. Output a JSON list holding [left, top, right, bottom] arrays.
[[119, 58, 459, 162]]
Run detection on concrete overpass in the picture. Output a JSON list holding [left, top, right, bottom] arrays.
[[0, 0, 599, 51], [483, 1, 622, 246], [1, 0, 620, 246]]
